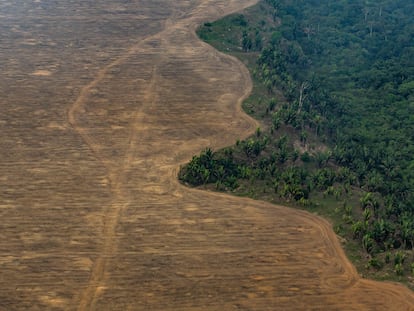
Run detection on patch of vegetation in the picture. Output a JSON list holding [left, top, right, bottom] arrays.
[[181, 0, 414, 287]]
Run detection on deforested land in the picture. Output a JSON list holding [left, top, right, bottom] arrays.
[[1, 0, 414, 310]]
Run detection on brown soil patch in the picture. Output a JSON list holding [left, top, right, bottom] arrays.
[[1, 0, 414, 310]]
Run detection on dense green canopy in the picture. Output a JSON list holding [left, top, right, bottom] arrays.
[[183, 0, 414, 280]]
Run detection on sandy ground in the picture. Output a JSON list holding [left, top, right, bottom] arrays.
[[1, 0, 414, 310]]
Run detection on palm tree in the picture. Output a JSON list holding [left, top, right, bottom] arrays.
[[362, 233, 374, 255]]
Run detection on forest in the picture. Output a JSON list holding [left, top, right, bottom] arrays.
[[180, 0, 414, 284]]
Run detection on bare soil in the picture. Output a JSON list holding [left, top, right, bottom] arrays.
[[1, 0, 414, 310]]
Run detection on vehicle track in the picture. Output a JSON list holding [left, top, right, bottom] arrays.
[[67, 2, 260, 307]]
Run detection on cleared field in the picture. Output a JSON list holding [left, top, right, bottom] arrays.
[[1, 0, 414, 310]]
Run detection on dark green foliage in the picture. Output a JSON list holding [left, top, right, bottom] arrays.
[[367, 257, 383, 270], [188, 0, 414, 281], [252, 0, 414, 255], [180, 132, 342, 205], [179, 148, 240, 190]]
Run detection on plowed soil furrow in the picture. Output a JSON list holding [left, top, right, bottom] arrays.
[[1, 0, 414, 310]]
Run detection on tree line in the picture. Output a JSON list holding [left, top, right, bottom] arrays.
[[188, 0, 414, 279]]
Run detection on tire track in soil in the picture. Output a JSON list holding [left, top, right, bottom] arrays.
[[67, 1, 258, 308], [62, 0, 414, 309], [68, 39, 162, 311]]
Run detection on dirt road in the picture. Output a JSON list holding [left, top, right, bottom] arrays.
[[1, 0, 414, 310]]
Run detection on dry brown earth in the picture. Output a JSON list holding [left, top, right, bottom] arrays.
[[1, 0, 414, 310]]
